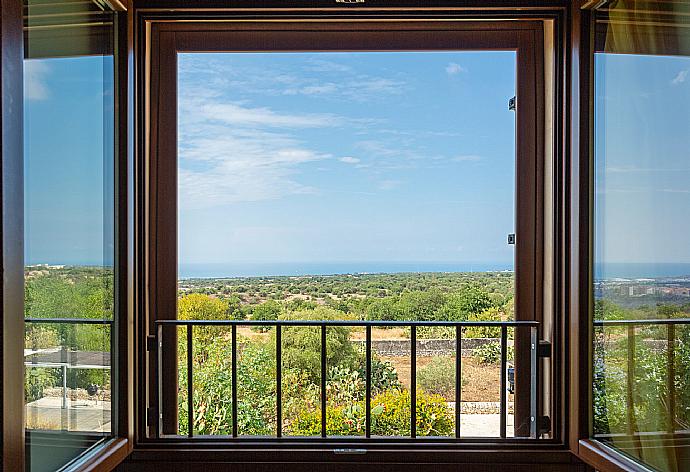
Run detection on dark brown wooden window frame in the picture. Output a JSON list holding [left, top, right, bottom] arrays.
[[570, 2, 690, 472], [139, 17, 556, 452]]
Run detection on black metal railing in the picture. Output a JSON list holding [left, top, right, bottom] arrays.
[[593, 317, 690, 438], [153, 319, 540, 441]]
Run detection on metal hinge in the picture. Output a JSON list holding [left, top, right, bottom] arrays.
[[507, 233, 516, 245], [537, 340, 552, 358], [146, 335, 157, 352], [508, 96, 516, 111]]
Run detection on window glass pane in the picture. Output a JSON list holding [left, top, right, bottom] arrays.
[[23, 1, 116, 470], [593, 3, 690, 470], [175, 51, 525, 439]]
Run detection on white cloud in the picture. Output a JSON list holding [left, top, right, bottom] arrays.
[[24, 60, 50, 101], [179, 55, 405, 103], [178, 94, 338, 208], [201, 102, 340, 128], [671, 69, 689, 85], [378, 180, 402, 190], [453, 155, 482, 162], [445, 62, 466, 75], [339, 156, 361, 164], [284, 83, 339, 96]]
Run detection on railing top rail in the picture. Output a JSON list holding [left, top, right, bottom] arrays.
[[25, 317, 114, 325], [153, 319, 538, 327], [594, 318, 690, 326]]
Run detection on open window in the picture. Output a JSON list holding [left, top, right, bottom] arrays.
[[576, 1, 690, 471], [142, 20, 555, 446]]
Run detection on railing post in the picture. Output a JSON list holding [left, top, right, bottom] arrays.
[[365, 324, 371, 438], [500, 325, 507, 439], [321, 324, 327, 438], [276, 325, 282, 438], [626, 324, 636, 438], [232, 324, 238, 438], [667, 323, 675, 434], [410, 325, 416, 439], [530, 326, 538, 439], [157, 323, 163, 439], [62, 364, 68, 410], [187, 324, 193, 438], [455, 325, 462, 438]]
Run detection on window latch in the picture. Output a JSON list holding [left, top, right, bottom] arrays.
[[509, 96, 516, 111], [146, 335, 157, 352], [507, 233, 516, 245]]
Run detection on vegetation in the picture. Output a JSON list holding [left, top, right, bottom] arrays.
[[23, 265, 690, 439], [417, 356, 456, 398]]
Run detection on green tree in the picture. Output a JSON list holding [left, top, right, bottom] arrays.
[[278, 307, 359, 382]]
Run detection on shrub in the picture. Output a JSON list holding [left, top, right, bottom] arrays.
[[278, 307, 359, 382], [371, 389, 454, 437], [289, 389, 454, 437], [327, 366, 364, 405], [25, 367, 60, 403], [249, 299, 282, 332], [363, 358, 403, 395], [418, 356, 456, 399], [472, 342, 514, 365], [439, 285, 494, 321]]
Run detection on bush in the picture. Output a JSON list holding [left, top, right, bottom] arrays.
[[439, 285, 494, 321], [289, 389, 454, 437], [363, 358, 403, 395], [25, 367, 60, 403], [472, 342, 514, 365], [278, 307, 360, 382], [249, 299, 282, 332], [418, 357, 456, 399], [371, 389, 454, 437]]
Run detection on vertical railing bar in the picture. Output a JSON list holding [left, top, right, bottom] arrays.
[[626, 324, 644, 456], [232, 324, 238, 438], [667, 323, 675, 434], [365, 324, 372, 438], [157, 323, 163, 439], [321, 324, 327, 438], [455, 325, 462, 439], [530, 326, 538, 439], [186, 325, 194, 438], [626, 324, 635, 438], [500, 325, 507, 439], [276, 325, 282, 438], [410, 325, 417, 439]]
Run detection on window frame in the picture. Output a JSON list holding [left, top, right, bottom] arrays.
[[139, 18, 554, 450], [571, 2, 690, 471]]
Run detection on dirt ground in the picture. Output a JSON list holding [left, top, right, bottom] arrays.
[[382, 355, 503, 402], [232, 328, 505, 402]]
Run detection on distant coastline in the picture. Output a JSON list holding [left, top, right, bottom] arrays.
[[26, 261, 690, 281], [178, 261, 514, 279]]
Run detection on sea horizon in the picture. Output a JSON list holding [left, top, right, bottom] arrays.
[[26, 261, 690, 281]]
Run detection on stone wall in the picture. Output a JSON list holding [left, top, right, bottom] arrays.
[[355, 337, 511, 357]]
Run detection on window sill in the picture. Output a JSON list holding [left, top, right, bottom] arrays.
[[578, 439, 653, 472], [65, 437, 131, 472]]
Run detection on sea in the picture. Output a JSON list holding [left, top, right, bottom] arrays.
[[178, 262, 514, 279], [178, 261, 690, 280]]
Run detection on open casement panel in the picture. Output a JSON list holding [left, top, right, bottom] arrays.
[[573, 1, 690, 471], [20, 1, 132, 472]]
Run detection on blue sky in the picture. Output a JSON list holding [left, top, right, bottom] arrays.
[[595, 53, 690, 264], [177, 52, 517, 268], [22, 50, 690, 270], [24, 56, 113, 266]]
